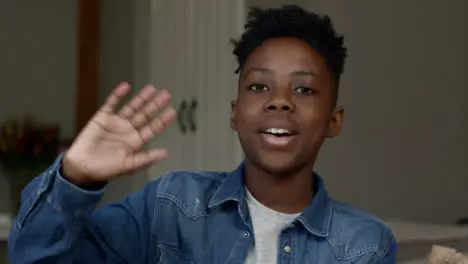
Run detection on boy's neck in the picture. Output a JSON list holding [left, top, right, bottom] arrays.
[[243, 160, 315, 214]]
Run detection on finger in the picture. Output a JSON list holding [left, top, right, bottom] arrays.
[[139, 106, 176, 142], [130, 89, 172, 128], [118, 85, 157, 119], [123, 149, 169, 171], [99, 82, 131, 113]]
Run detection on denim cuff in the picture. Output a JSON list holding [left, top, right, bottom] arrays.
[[45, 154, 107, 217]]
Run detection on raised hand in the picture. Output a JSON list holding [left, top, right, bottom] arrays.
[[62, 82, 176, 185]]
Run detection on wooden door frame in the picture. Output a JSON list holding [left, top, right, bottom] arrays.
[[76, 0, 100, 134]]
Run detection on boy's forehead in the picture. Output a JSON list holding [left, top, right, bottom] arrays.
[[244, 38, 322, 66]]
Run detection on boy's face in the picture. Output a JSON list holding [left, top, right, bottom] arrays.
[[231, 37, 343, 175]]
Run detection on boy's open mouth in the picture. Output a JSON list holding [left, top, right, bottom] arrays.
[[263, 128, 292, 137], [260, 128, 298, 148], [261, 128, 294, 137]]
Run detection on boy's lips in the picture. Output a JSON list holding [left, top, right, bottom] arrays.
[[255, 120, 300, 149], [260, 133, 298, 149], [257, 123, 299, 136]]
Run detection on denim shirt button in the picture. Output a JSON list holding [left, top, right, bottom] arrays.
[[283, 245, 292, 253], [242, 231, 250, 239]]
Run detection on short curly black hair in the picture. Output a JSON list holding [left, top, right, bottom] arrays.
[[232, 5, 347, 90]]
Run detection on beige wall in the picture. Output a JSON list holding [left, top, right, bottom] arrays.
[[0, 1, 77, 214], [310, 0, 468, 224], [243, 0, 468, 224], [0, 1, 77, 262]]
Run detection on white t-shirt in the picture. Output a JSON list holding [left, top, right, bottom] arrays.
[[244, 188, 301, 264]]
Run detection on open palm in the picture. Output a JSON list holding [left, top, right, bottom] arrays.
[[63, 82, 176, 182]]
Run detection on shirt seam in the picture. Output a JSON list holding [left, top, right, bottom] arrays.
[[371, 233, 396, 263]]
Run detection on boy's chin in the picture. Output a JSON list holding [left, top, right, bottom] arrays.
[[253, 155, 302, 176]]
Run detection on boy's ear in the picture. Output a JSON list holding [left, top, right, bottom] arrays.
[[230, 99, 237, 131], [326, 107, 344, 138]]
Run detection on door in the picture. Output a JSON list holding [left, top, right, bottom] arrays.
[[147, 0, 190, 178], [191, 0, 245, 171], [147, 0, 245, 179]]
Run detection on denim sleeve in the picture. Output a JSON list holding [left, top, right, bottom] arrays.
[[8, 154, 160, 264], [372, 235, 398, 264]]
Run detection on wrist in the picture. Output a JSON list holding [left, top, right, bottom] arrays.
[[61, 154, 106, 190]]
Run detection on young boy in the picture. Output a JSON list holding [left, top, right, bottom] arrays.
[[8, 5, 397, 264]]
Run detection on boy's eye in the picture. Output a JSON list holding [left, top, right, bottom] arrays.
[[248, 84, 268, 92], [295, 87, 315, 94]]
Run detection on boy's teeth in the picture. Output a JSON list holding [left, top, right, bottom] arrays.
[[266, 128, 290, 135]]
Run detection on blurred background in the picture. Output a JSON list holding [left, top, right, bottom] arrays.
[[0, 1, 467, 263]]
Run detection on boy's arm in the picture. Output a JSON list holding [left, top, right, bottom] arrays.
[[8, 155, 159, 264]]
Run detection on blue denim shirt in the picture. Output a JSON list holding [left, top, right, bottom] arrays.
[[8, 155, 397, 263]]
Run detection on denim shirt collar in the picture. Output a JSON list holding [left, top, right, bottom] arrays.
[[208, 162, 333, 237]]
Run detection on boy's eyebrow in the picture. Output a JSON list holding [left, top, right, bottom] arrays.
[[243, 67, 317, 78], [245, 67, 273, 75], [292, 70, 316, 77], [241, 67, 271, 80]]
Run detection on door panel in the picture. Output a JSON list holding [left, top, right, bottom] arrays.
[[192, 0, 244, 171], [147, 1, 245, 179], [148, 0, 186, 178]]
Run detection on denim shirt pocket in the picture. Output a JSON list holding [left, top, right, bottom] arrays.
[[157, 244, 194, 264]]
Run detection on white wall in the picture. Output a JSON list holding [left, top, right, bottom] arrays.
[[310, 0, 468, 224]]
